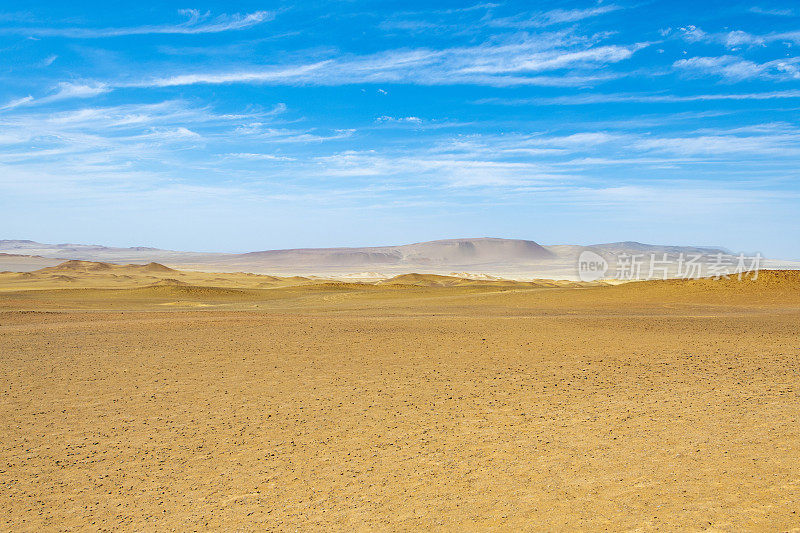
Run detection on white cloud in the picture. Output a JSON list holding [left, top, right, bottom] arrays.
[[455, 44, 645, 74], [232, 124, 356, 143], [127, 36, 646, 89], [376, 116, 423, 124], [749, 6, 795, 16], [0, 95, 34, 111], [380, 4, 620, 35], [724, 30, 765, 48], [314, 150, 571, 187], [0, 10, 273, 38], [536, 5, 622, 25], [674, 55, 763, 80], [674, 55, 800, 81], [45, 82, 110, 101], [677, 25, 708, 43], [1, 83, 110, 111], [550, 132, 618, 146], [634, 131, 800, 156], [486, 89, 800, 105], [40, 55, 58, 67], [136, 62, 332, 88], [485, 5, 622, 29], [0, 100, 296, 183], [415, 125, 800, 163], [225, 153, 296, 161], [136, 127, 203, 143], [677, 25, 800, 48]]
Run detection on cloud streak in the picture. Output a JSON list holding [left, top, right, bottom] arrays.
[[477, 90, 800, 106], [0, 96, 34, 111], [0, 9, 273, 38], [379, 3, 622, 35], [674, 55, 800, 81], [124, 37, 647, 88], [676, 25, 800, 48], [487, 4, 623, 28], [0, 83, 110, 111]]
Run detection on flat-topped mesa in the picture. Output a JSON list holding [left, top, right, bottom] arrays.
[[398, 238, 554, 263], [242, 238, 555, 267]]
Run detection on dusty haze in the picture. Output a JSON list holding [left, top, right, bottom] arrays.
[[3, 238, 795, 279]]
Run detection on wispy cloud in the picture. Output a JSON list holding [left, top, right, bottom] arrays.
[[2, 93, 798, 238], [382, 3, 622, 34], [314, 150, 572, 187], [132, 62, 333, 88], [748, 6, 796, 16], [0, 96, 351, 198], [124, 36, 646, 88], [0, 9, 274, 38], [487, 4, 623, 29], [478, 89, 800, 106], [0, 96, 34, 111], [427, 125, 800, 162], [0, 82, 109, 111], [674, 55, 800, 81], [232, 124, 356, 144], [40, 54, 58, 67], [44, 82, 110, 101], [634, 132, 800, 157], [305, 122, 800, 188], [675, 25, 800, 48], [225, 153, 296, 161]]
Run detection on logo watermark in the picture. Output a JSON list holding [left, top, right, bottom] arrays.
[[578, 250, 609, 282], [577, 251, 762, 282]]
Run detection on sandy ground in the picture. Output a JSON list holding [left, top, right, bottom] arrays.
[[1, 264, 799, 531]]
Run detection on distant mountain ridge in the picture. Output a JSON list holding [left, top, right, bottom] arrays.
[[0, 238, 785, 280], [0, 238, 725, 259]]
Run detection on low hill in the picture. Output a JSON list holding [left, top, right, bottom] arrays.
[[41, 260, 174, 273]]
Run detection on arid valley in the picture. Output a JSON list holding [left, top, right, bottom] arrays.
[[4, 1, 800, 530], [1, 261, 798, 530]]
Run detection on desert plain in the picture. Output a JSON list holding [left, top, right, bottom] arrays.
[[1, 261, 799, 531]]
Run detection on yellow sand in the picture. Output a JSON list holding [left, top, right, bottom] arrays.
[[1, 263, 798, 530]]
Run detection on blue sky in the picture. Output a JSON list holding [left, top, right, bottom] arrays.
[[1, 1, 799, 258]]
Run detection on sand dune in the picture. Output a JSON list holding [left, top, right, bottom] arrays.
[[2, 259, 795, 302], [0, 261, 602, 301], [379, 272, 500, 287], [0, 260, 313, 293], [148, 278, 189, 286], [43, 260, 176, 273]]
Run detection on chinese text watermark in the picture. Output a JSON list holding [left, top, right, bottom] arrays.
[[578, 251, 762, 282]]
